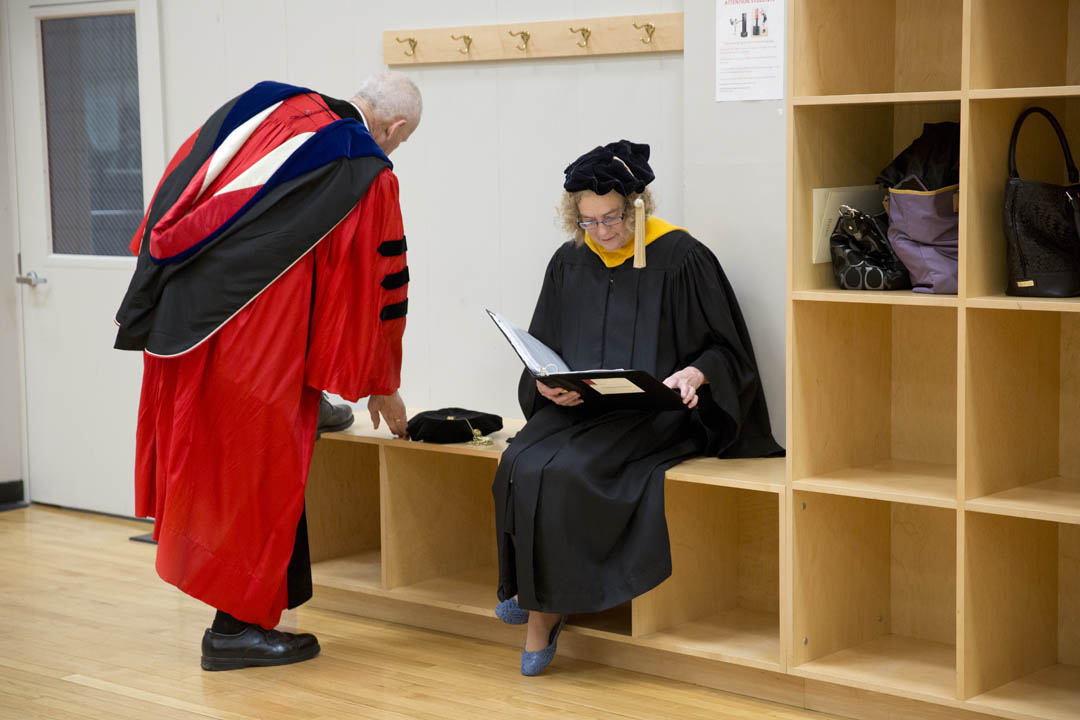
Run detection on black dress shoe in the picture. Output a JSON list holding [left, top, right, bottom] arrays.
[[317, 392, 354, 435], [201, 626, 320, 671]]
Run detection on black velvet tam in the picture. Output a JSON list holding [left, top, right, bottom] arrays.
[[563, 140, 654, 196], [406, 408, 503, 444]]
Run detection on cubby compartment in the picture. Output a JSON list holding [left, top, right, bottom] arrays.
[[631, 481, 781, 671], [791, 301, 957, 506], [791, 101, 962, 298], [379, 446, 499, 612], [967, 96, 1080, 308], [307, 440, 383, 592], [793, 492, 957, 702], [970, 0, 1080, 92], [792, 0, 962, 97], [965, 310, 1080, 524], [964, 513, 1080, 719]]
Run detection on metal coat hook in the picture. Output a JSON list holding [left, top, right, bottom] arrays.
[[569, 26, 591, 48], [508, 29, 530, 51], [395, 36, 417, 56], [633, 22, 655, 44], [450, 33, 472, 54]]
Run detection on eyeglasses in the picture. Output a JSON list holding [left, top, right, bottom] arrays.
[[577, 213, 625, 230]]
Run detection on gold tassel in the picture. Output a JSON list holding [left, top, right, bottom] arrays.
[[633, 197, 646, 268]]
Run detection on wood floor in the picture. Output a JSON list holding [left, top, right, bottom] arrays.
[[0, 505, 843, 720]]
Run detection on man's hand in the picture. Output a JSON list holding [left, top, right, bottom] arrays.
[[368, 391, 408, 438], [663, 366, 706, 409], [536, 380, 583, 407]]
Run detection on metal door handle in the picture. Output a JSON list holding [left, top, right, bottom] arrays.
[[15, 270, 47, 287]]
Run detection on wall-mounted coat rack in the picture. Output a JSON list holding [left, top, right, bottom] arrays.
[[383, 13, 683, 66]]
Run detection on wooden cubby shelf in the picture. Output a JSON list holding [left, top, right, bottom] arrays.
[[791, 289, 960, 307], [789, 3, 1080, 717], [792, 100, 961, 294], [632, 481, 782, 671], [970, 87, 1080, 101], [970, 0, 1080, 91], [792, 0, 961, 96], [967, 94, 1080, 301], [792, 301, 957, 506], [964, 513, 1080, 720], [792, 90, 963, 106], [965, 309, 1080, 526], [792, 493, 957, 703], [967, 296, 1080, 313], [304, 413, 788, 683]]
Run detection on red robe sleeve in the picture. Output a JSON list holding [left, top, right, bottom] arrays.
[[305, 167, 407, 400]]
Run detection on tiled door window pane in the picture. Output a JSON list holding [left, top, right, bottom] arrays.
[[41, 13, 142, 256]]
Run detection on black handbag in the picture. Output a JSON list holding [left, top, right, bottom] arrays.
[[1004, 106, 1080, 297], [829, 205, 912, 291]]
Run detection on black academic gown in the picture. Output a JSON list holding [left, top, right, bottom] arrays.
[[492, 229, 782, 614]]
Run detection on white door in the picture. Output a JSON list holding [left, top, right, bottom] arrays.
[[7, 0, 164, 515]]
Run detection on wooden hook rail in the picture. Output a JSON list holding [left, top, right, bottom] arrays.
[[383, 13, 683, 66]]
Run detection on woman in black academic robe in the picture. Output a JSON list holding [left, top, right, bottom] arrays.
[[493, 140, 782, 675]]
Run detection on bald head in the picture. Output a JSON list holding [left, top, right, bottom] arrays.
[[351, 72, 422, 155]]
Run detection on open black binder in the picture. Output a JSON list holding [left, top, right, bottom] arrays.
[[486, 310, 686, 411]]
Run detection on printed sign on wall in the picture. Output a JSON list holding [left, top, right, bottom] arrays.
[[716, 0, 785, 101]]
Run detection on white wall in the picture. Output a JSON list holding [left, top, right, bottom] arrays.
[[156, 0, 684, 419], [0, 6, 26, 487], [682, 2, 787, 445]]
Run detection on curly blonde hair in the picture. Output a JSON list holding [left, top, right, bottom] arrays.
[[558, 188, 656, 245]]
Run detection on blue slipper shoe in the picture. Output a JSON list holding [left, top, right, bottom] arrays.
[[495, 596, 529, 625], [520, 615, 567, 676]]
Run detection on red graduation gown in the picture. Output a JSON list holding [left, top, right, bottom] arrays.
[[132, 100, 406, 629]]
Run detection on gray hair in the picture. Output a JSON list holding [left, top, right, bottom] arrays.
[[354, 72, 422, 124]]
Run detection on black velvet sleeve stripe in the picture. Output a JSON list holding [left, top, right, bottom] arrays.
[[380, 299, 408, 321], [381, 267, 409, 290], [377, 236, 407, 256]]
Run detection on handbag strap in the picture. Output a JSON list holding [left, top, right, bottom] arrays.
[[1009, 106, 1080, 183], [1067, 191, 1080, 242]]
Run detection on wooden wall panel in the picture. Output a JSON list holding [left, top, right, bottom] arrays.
[[969, 0, 1067, 89], [306, 441, 382, 563], [894, 0, 963, 92], [963, 513, 1058, 699], [793, 0, 896, 95], [792, 302, 891, 479], [738, 490, 781, 615], [1061, 315, 1080, 480], [1060, 523, 1080, 666], [793, 492, 891, 665], [891, 504, 956, 645], [892, 307, 958, 466], [633, 483, 736, 637], [965, 310, 1060, 499], [381, 447, 497, 589]]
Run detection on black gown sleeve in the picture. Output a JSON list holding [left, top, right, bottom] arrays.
[[517, 252, 563, 419], [671, 242, 784, 458]]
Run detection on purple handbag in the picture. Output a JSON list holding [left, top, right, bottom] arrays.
[[887, 180, 960, 294]]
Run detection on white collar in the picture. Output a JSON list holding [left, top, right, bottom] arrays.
[[348, 100, 368, 128]]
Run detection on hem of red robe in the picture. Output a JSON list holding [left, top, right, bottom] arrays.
[[153, 518, 294, 630]]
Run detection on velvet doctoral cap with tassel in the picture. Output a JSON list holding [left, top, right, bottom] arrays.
[[563, 140, 655, 196]]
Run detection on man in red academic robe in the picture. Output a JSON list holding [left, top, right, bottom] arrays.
[[114, 73, 421, 670]]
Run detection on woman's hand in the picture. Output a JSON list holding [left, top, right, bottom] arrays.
[[663, 366, 706, 409], [536, 380, 583, 407]]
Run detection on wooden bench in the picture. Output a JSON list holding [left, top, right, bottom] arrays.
[[306, 411, 795, 703]]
